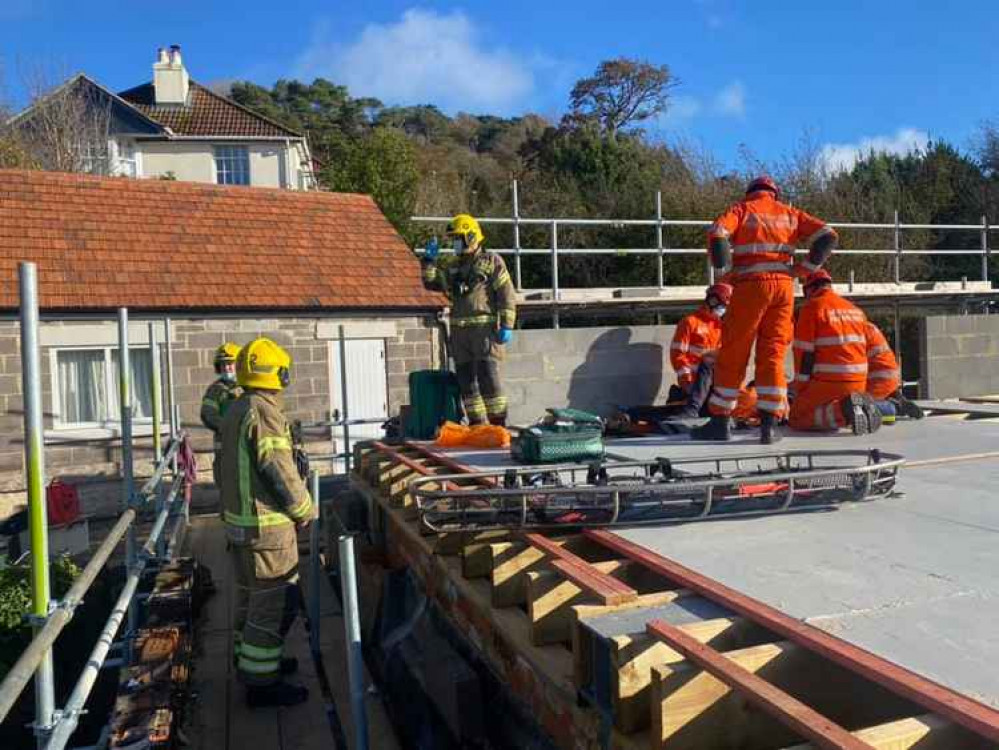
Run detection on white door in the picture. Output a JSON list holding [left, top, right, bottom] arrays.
[[328, 339, 389, 472]]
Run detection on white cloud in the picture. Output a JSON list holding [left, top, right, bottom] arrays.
[[659, 81, 745, 125], [295, 9, 536, 113], [713, 81, 745, 117], [662, 96, 702, 122], [819, 128, 930, 173]]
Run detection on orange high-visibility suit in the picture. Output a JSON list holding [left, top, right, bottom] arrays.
[[789, 288, 869, 430], [707, 192, 837, 417], [670, 307, 722, 389], [864, 322, 901, 400]]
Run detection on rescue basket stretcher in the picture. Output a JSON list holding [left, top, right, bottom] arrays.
[[409, 449, 905, 532]]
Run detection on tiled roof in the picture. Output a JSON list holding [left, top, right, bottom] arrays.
[[117, 81, 303, 138], [0, 170, 444, 312]]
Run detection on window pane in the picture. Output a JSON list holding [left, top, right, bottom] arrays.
[[57, 350, 107, 424], [111, 349, 155, 420], [215, 146, 250, 185]]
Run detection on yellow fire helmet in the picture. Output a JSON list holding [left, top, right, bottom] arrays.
[[446, 213, 484, 248], [236, 337, 292, 391], [213, 342, 242, 369]]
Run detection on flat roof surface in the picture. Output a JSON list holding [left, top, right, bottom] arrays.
[[431, 417, 999, 706]]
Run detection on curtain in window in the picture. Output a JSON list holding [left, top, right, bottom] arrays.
[[57, 350, 106, 424], [111, 349, 154, 420]]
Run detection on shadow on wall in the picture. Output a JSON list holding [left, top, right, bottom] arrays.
[[566, 328, 663, 416]]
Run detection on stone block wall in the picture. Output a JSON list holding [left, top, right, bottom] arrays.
[[0, 313, 439, 520], [920, 314, 999, 398]]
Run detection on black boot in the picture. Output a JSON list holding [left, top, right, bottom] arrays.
[[759, 413, 782, 444], [840, 393, 883, 435], [690, 415, 731, 441], [892, 391, 924, 420], [246, 681, 309, 708]]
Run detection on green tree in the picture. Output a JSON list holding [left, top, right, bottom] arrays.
[[567, 58, 676, 135]]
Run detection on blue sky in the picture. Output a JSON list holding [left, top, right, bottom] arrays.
[[3, 0, 999, 170]]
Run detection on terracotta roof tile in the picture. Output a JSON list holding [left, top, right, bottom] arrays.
[[0, 169, 444, 313], [117, 81, 301, 139]]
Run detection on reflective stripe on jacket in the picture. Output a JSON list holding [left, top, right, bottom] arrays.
[[220, 390, 312, 546], [793, 288, 869, 384], [422, 249, 517, 329], [670, 307, 721, 387], [708, 192, 836, 278]]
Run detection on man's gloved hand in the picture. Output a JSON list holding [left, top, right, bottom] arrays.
[[496, 327, 513, 345], [423, 236, 439, 262]]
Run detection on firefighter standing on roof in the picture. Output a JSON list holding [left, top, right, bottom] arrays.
[[200, 342, 243, 488], [693, 176, 839, 444], [789, 271, 883, 434], [221, 337, 313, 708], [421, 213, 517, 426]]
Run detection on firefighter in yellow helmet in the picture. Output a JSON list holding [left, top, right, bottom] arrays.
[[421, 214, 517, 425], [200, 342, 243, 488], [220, 337, 313, 707]]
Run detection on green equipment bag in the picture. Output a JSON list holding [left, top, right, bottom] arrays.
[[405, 370, 462, 440], [512, 408, 605, 464]]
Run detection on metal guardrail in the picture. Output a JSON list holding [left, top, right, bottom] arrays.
[[0, 263, 191, 749], [412, 180, 996, 300]]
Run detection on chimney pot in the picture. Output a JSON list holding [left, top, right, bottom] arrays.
[[157, 47, 169, 64]]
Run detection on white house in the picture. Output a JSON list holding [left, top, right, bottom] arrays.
[[8, 45, 315, 190]]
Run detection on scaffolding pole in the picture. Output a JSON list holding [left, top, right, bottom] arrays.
[[118, 309, 138, 646], [19, 262, 55, 747]]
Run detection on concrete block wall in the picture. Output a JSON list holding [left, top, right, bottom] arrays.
[[502, 326, 677, 425], [920, 315, 999, 398], [0, 313, 438, 521]]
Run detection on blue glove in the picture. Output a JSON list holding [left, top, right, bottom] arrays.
[[496, 327, 513, 345], [423, 236, 439, 261]]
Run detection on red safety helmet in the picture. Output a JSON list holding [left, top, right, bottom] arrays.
[[803, 269, 833, 293], [705, 282, 733, 306], [746, 175, 779, 197]]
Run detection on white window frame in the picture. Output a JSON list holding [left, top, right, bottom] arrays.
[[214, 144, 251, 186], [48, 345, 161, 436]]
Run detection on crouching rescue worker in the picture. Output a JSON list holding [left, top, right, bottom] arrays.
[[789, 271, 882, 434], [221, 337, 314, 708], [669, 283, 731, 418], [693, 176, 839, 444], [422, 213, 516, 425], [200, 343, 243, 487], [864, 321, 924, 421]]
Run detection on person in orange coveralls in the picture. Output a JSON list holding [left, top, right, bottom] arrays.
[[692, 176, 839, 444], [789, 271, 883, 434], [669, 283, 732, 418]]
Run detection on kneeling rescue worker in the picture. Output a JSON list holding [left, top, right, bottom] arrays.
[[669, 283, 732, 418], [693, 176, 839, 444], [422, 213, 517, 426], [221, 337, 314, 707], [200, 342, 243, 488], [789, 271, 883, 434]]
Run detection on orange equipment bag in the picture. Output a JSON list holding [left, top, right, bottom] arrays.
[[435, 421, 511, 449]]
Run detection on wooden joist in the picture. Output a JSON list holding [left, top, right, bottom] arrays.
[[783, 713, 996, 750]]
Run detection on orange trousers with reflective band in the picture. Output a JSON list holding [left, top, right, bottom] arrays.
[[789, 379, 865, 430], [708, 276, 794, 417]]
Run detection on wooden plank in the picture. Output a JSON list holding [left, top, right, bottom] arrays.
[[587, 529, 999, 744], [490, 541, 549, 608], [783, 713, 992, 750], [608, 616, 766, 735], [550, 558, 637, 606], [461, 531, 512, 578], [527, 561, 626, 646], [570, 592, 691, 693]]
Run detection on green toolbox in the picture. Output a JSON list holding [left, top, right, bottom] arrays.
[[512, 408, 605, 464]]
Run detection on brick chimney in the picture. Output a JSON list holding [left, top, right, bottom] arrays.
[[153, 45, 189, 105]]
